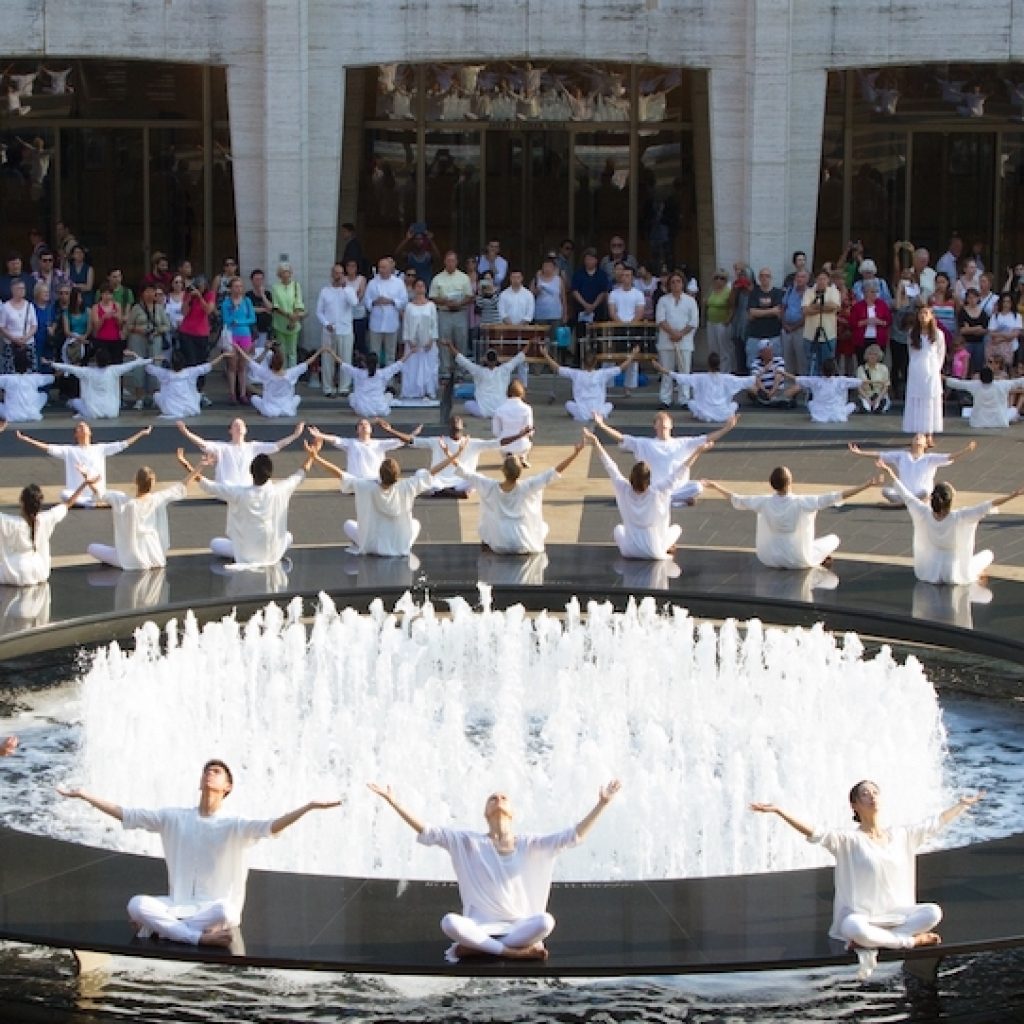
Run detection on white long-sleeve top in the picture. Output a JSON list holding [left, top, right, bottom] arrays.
[[809, 816, 943, 941], [491, 396, 533, 454], [0, 372, 53, 421], [320, 435, 403, 479], [402, 300, 439, 344], [363, 274, 408, 333], [316, 283, 359, 333], [655, 292, 700, 350], [619, 433, 706, 489], [122, 805, 274, 924], [146, 363, 212, 418], [46, 439, 129, 500], [418, 825, 578, 931], [670, 372, 755, 423], [456, 352, 526, 417], [51, 358, 149, 419], [497, 286, 535, 324], [458, 467, 558, 554], [199, 471, 304, 567], [0, 503, 67, 585], [596, 447, 679, 559], [946, 378, 1024, 429], [794, 374, 861, 423], [877, 450, 951, 498], [558, 365, 619, 415], [101, 483, 187, 570], [248, 361, 308, 418], [196, 439, 280, 487], [339, 468, 434, 556], [412, 435, 499, 489], [343, 361, 403, 418], [731, 490, 844, 569]]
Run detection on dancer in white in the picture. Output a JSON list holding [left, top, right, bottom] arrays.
[[368, 779, 620, 961], [783, 359, 862, 423], [315, 262, 360, 396], [876, 460, 1023, 584], [48, 348, 150, 420], [491, 380, 534, 463], [17, 421, 152, 506], [446, 341, 527, 419], [945, 367, 1024, 428], [903, 307, 946, 444], [146, 350, 227, 418], [751, 783, 983, 979], [450, 440, 585, 555], [87, 458, 202, 570], [178, 446, 317, 569], [584, 430, 708, 560], [847, 436, 976, 507], [310, 418, 410, 479], [342, 350, 411, 418], [58, 760, 340, 947], [400, 279, 440, 400], [234, 343, 327, 418], [0, 352, 53, 422], [0, 477, 96, 585], [703, 468, 880, 569], [653, 351, 755, 423], [407, 415, 512, 497], [538, 345, 638, 422], [177, 418, 305, 487], [305, 437, 464, 556], [592, 410, 737, 507]]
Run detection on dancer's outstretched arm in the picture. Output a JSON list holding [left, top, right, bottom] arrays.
[[273, 421, 306, 451], [270, 799, 342, 835], [938, 792, 984, 827], [990, 485, 1024, 509], [554, 439, 586, 475], [176, 420, 210, 450], [428, 437, 467, 476], [367, 783, 426, 834], [575, 779, 622, 839], [120, 425, 154, 448], [14, 429, 49, 453], [948, 439, 978, 463], [701, 478, 738, 500], [375, 418, 423, 445], [749, 802, 815, 838], [591, 412, 624, 444], [840, 475, 884, 501], [56, 786, 124, 821], [706, 414, 740, 444]]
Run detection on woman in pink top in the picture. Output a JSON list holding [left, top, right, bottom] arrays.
[[178, 274, 217, 391], [88, 283, 124, 363]]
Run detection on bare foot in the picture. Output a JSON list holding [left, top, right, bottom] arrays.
[[199, 925, 233, 947], [666, 545, 679, 555], [911, 932, 942, 947], [501, 942, 549, 960], [821, 556, 834, 568]]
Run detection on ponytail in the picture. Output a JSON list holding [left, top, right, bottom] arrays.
[[19, 485, 44, 550]]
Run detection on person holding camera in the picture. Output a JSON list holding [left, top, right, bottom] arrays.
[[800, 269, 841, 377], [124, 282, 171, 411]]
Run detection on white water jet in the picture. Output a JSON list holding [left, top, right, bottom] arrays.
[[57, 590, 951, 882]]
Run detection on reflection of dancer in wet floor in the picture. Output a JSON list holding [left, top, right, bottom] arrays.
[[876, 460, 1023, 584], [751, 783, 983, 978], [585, 429, 709, 560], [702, 468, 880, 569], [847, 435, 976, 507], [368, 779, 621, 961], [87, 457, 203, 570], [58, 761, 340, 947]]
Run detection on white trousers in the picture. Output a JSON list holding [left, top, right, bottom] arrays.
[[127, 894, 234, 945], [566, 399, 613, 423], [670, 479, 703, 505], [440, 911, 555, 957], [343, 519, 420, 554], [838, 903, 942, 951], [464, 399, 490, 419], [657, 344, 691, 403], [882, 486, 927, 506], [321, 328, 354, 393], [87, 542, 125, 569], [210, 534, 292, 562]]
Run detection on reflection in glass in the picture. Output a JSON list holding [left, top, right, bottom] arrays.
[[574, 132, 630, 249], [1000, 136, 1024, 276], [375, 63, 417, 120], [424, 132, 479, 258], [358, 129, 418, 257], [212, 125, 236, 264], [0, 128, 55, 241], [0, 583, 50, 635], [150, 128, 204, 266], [86, 568, 169, 613], [913, 581, 992, 630], [638, 131, 694, 271], [850, 131, 907, 266]]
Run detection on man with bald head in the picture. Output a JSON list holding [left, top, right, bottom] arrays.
[[745, 267, 784, 366]]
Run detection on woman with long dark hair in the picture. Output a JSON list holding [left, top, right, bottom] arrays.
[[902, 306, 945, 445]]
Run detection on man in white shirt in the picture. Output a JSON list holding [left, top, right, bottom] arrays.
[[58, 760, 340, 947], [309, 417, 410, 478], [492, 380, 534, 462], [316, 262, 360, 396], [369, 778, 620, 961], [428, 250, 473, 374], [363, 258, 408, 366], [446, 340, 527, 419], [477, 239, 508, 287], [608, 267, 647, 391], [497, 271, 536, 386], [655, 271, 699, 405], [946, 367, 1024, 428], [177, 418, 305, 487]]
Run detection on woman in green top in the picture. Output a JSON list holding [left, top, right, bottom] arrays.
[[704, 269, 734, 373], [270, 262, 306, 367]]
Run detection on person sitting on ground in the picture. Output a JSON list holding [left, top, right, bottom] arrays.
[[47, 346, 149, 420], [86, 459, 203, 571], [537, 344, 639, 423], [782, 359, 862, 423], [585, 429, 709, 560], [702, 467, 880, 570], [176, 418, 305, 487], [945, 366, 1024, 428], [0, 345, 54, 422], [57, 760, 340, 948], [876, 459, 1023, 584], [310, 417, 413, 479], [652, 351, 755, 423], [234, 342, 328, 419], [492, 379, 534, 464], [847, 436, 976, 507], [747, 342, 791, 407], [446, 340, 529, 420], [447, 439, 585, 555], [146, 349, 227, 419], [367, 779, 620, 962], [341, 349, 413, 419], [751, 783, 982, 979], [856, 344, 891, 413]]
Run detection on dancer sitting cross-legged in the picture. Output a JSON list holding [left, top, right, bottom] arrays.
[[368, 780, 621, 962], [751, 783, 983, 979], [58, 761, 340, 948], [848, 435, 976, 508]]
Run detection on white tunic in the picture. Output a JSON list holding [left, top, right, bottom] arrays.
[[400, 301, 439, 399], [146, 363, 212, 418], [491, 396, 534, 454], [248, 361, 307, 418], [322, 435, 403, 479], [670, 372, 755, 422], [199, 471, 304, 568], [810, 817, 942, 941], [315, 282, 359, 333], [497, 286, 535, 324], [597, 447, 679, 559], [412, 435, 500, 490], [794, 374, 861, 423], [878, 451, 951, 498], [946, 378, 1024, 429], [0, 373, 53, 421], [902, 334, 945, 435], [339, 468, 434, 556], [890, 476, 996, 584], [458, 468, 558, 554], [731, 490, 844, 569], [655, 293, 700, 350], [102, 483, 187, 570], [456, 352, 526, 418], [344, 361, 403, 418], [51, 358, 149, 419], [619, 434, 706, 488], [558, 365, 619, 421], [0, 504, 67, 585], [199, 440, 280, 487], [122, 806, 274, 924], [418, 825, 578, 931], [46, 440, 130, 502]]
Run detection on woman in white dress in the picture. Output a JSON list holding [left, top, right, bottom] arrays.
[[751, 783, 982, 979], [451, 440, 585, 555], [902, 307, 946, 445], [342, 349, 412, 418], [0, 476, 97, 585], [400, 279, 439, 399], [877, 460, 1023, 584], [234, 343, 327, 418]]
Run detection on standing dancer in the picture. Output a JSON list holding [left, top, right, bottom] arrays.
[[58, 761, 340, 947], [903, 307, 945, 445], [177, 418, 305, 487], [847, 437, 976, 507], [368, 780, 620, 962], [751, 784, 982, 978]]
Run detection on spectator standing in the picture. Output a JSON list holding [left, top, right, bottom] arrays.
[[364, 258, 407, 366], [745, 267, 784, 365]]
